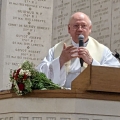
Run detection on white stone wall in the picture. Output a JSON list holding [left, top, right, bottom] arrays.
[[52, 0, 120, 52], [0, 98, 120, 120]]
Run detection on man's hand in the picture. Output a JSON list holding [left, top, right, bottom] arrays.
[[78, 47, 93, 65], [59, 43, 79, 68]]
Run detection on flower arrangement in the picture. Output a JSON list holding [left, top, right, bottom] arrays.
[[10, 61, 61, 95]]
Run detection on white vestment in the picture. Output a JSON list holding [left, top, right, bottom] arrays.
[[36, 37, 120, 88]]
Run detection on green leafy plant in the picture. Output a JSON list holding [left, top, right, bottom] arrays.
[[10, 61, 61, 95]]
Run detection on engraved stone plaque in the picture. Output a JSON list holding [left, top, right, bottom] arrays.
[[111, 0, 120, 52], [71, 0, 90, 16], [0, 0, 53, 89], [52, 0, 71, 46], [90, 0, 111, 48]]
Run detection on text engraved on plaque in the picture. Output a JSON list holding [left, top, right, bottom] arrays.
[[4, 0, 53, 89]]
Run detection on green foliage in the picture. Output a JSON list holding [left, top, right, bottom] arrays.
[[31, 72, 61, 90], [10, 61, 61, 95]]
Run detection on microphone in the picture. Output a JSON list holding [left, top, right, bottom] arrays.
[[78, 34, 84, 67]]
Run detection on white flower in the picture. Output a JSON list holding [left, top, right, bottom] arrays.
[[19, 69, 24, 75], [19, 69, 31, 76], [25, 70, 31, 76]]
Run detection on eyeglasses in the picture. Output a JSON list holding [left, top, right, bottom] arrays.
[[71, 24, 88, 30]]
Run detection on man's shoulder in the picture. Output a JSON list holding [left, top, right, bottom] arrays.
[[88, 36, 106, 48]]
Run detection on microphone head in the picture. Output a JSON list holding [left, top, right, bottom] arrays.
[[78, 34, 84, 41]]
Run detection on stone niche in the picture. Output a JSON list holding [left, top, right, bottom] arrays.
[[0, 0, 120, 90]]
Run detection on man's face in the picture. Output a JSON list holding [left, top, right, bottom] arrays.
[[68, 13, 92, 43]]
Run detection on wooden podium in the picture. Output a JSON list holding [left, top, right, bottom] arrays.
[[72, 65, 120, 93], [0, 65, 120, 119]]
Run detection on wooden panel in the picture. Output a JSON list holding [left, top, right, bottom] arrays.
[[71, 65, 91, 92], [88, 66, 120, 93], [1, 90, 120, 102]]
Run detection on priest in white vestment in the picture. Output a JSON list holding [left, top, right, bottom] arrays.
[[36, 12, 120, 88]]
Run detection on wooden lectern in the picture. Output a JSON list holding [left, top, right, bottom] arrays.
[[71, 65, 120, 101], [72, 65, 120, 93]]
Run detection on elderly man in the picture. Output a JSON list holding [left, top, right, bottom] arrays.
[[37, 12, 120, 88]]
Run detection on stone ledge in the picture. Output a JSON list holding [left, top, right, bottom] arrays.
[[0, 97, 120, 116], [1, 90, 120, 102]]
